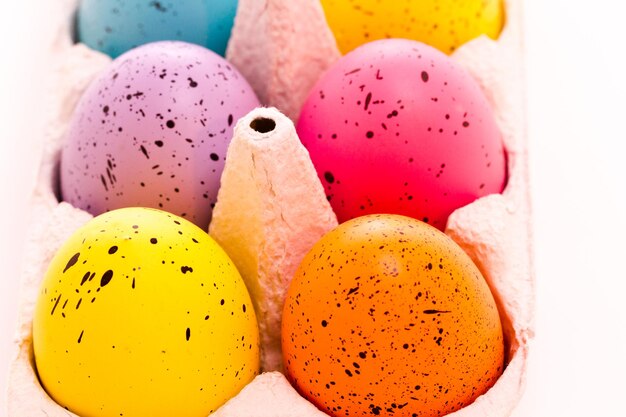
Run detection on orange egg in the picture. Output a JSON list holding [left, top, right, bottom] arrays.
[[281, 214, 504, 417]]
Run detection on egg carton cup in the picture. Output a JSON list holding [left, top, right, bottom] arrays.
[[6, 0, 533, 416]]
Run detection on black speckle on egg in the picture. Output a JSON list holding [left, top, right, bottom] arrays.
[[364, 92, 372, 110], [150, 1, 168, 13], [80, 271, 90, 286], [108, 246, 118, 254], [63, 253, 80, 273], [139, 145, 150, 159], [50, 295, 62, 316], [150, 238, 158, 244], [100, 270, 114, 287]]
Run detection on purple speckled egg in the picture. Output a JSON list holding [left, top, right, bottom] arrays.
[[61, 41, 260, 229]]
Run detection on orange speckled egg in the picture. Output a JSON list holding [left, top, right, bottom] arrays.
[[281, 214, 504, 417]]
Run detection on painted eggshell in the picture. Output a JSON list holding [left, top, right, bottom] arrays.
[[33, 207, 260, 417], [60, 41, 260, 229], [297, 39, 507, 230], [282, 214, 504, 417], [320, 0, 504, 55], [77, 0, 239, 58]]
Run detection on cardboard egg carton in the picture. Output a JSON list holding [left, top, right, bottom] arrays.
[[6, 0, 533, 416]]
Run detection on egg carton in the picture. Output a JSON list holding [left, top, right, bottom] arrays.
[[6, 0, 533, 416]]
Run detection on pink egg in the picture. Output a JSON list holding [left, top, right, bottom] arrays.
[[61, 41, 260, 229], [297, 39, 507, 230]]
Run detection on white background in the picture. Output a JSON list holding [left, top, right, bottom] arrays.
[[2, 0, 626, 415]]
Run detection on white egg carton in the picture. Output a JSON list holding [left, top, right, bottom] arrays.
[[6, 0, 533, 416]]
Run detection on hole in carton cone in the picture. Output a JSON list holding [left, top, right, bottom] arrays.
[[250, 117, 276, 134]]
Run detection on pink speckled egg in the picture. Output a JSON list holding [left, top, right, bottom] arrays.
[[297, 39, 507, 230], [61, 41, 260, 229]]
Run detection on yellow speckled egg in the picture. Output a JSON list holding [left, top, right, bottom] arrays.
[[320, 0, 504, 54], [33, 207, 259, 417], [282, 214, 504, 417]]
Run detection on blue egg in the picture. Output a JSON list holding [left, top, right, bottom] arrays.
[[77, 0, 238, 57]]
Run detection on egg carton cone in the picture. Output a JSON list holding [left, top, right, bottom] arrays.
[[209, 107, 338, 372], [6, 0, 533, 416], [212, 372, 327, 417]]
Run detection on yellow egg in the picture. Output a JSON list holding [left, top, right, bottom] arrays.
[[33, 208, 259, 417], [320, 0, 504, 54]]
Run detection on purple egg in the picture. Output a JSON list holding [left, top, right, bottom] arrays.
[[61, 41, 260, 229]]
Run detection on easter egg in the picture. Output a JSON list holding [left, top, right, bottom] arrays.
[[296, 39, 507, 230], [33, 208, 260, 417], [320, 0, 504, 54], [282, 214, 504, 417], [60, 41, 260, 229], [77, 0, 239, 57]]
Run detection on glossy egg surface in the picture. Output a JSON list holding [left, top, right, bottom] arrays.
[[77, 0, 239, 57], [33, 207, 260, 417], [282, 214, 504, 417], [297, 39, 507, 230], [60, 41, 260, 229], [320, 0, 504, 54]]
